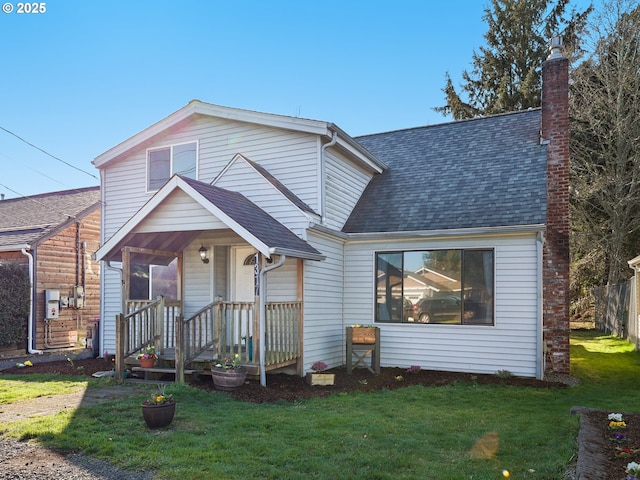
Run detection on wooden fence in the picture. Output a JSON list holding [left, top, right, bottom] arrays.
[[593, 277, 638, 347]]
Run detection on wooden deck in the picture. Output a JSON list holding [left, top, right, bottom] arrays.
[[115, 298, 302, 382]]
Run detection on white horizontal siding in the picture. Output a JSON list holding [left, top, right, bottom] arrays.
[[100, 267, 123, 354], [324, 150, 373, 230], [183, 239, 214, 318], [102, 152, 149, 239], [302, 230, 346, 371], [99, 115, 324, 352], [264, 258, 298, 302], [214, 157, 311, 233], [343, 233, 541, 377], [137, 190, 228, 232], [193, 116, 320, 211]]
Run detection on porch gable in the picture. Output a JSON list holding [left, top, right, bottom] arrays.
[[95, 175, 324, 263]]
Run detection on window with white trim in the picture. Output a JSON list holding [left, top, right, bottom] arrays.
[[147, 141, 197, 190], [375, 249, 494, 325]]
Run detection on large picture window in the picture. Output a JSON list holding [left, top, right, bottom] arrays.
[[376, 249, 494, 325], [148, 141, 197, 190]]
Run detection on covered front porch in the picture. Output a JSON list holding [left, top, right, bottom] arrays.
[[96, 176, 325, 386], [115, 296, 302, 383]]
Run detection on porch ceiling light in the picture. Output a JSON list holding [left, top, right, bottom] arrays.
[[199, 245, 209, 264]]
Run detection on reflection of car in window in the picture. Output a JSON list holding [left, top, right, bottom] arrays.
[[403, 298, 414, 321], [389, 297, 414, 322], [412, 296, 488, 324], [412, 296, 461, 323]]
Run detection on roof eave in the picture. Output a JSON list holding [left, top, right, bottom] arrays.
[[328, 124, 386, 173], [269, 247, 325, 262], [0, 244, 31, 253], [94, 101, 334, 169], [341, 224, 546, 241], [93, 101, 386, 174]]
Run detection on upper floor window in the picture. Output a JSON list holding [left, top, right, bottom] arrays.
[[147, 141, 198, 191], [375, 249, 494, 325]]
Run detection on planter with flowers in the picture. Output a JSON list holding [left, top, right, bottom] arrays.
[[210, 354, 247, 391], [351, 324, 378, 344], [306, 361, 335, 386], [604, 412, 640, 480], [141, 384, 175, 429], [137, 345, 158, 368]]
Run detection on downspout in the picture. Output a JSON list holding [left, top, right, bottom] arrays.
[[104, 261, 123, 357], [21, 248, 43, 354], [320, 131, 338, 224], [259, 254, 287, 387], [536, 231, 544, 379]]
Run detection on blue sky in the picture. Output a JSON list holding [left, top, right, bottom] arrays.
[[0, 0, 594, 199]]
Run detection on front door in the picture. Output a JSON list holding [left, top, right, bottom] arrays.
[[232, 246, 256, 302], [231, 247, 256, 346]]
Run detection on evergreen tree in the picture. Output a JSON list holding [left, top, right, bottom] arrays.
[[436, 0, 591, 120]]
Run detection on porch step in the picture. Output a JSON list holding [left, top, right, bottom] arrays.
[[131, 366, 198, 381]]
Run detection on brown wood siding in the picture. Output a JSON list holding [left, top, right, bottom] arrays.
[[34, 208, 101, 351], [0, 251, 29, 264]]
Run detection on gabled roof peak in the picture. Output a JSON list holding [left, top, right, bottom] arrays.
[[93, 100, 384, 173]]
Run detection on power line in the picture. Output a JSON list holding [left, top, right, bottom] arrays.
[[0, 125, 98, 179]]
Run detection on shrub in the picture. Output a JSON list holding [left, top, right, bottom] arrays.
[[0, 262, 30, 346]]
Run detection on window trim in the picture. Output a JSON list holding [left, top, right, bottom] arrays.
[[146, 140, 199, 192], [374, 248, 495, 326]]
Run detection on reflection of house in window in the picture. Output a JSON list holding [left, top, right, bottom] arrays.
[[129, 259, 178, 301], [410, 267, 461, 300], [151, 259, 178, 300]]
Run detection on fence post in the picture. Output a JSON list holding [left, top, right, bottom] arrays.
[[175, 314, 184, 384], [115, 314, 125, 382]]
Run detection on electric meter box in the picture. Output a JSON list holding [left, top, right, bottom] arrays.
[[73, 286, 85, 309], [45, 289, 60, 320]]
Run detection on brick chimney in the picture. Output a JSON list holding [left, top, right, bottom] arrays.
[[541, 37, 570, 374]]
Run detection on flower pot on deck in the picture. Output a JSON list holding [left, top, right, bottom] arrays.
[[210, 367, 248, 391], [141, 402, 175, 429], [139, 358, 156, 368]]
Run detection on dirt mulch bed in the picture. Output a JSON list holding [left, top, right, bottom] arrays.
[[1, 357, 569, 404]]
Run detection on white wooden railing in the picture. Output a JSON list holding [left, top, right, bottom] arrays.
[[116, 299, 301, 382]]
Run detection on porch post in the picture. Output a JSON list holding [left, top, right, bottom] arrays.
[[115, 313, 125, 382], [175, 314, 184, 384], [122, 247, 131, 313]]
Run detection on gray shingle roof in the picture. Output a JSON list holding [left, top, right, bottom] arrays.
[[343, 109, 547, 233], [0, 187, 100, 249], [181, 177, 323, 259]]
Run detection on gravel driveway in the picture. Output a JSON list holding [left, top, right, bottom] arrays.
[[0, 385, 155, 480]]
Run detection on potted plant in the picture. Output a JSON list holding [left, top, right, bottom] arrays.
[[137, 345, 157, 368], [141, 384, 175, 429], [210, 354, 247, 391], [306, 361, 335, 386]]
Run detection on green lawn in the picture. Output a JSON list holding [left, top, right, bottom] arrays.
[[1, 329, 638, 479]]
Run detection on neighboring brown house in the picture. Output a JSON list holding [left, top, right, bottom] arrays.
[[0, 187, 101, 355]]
